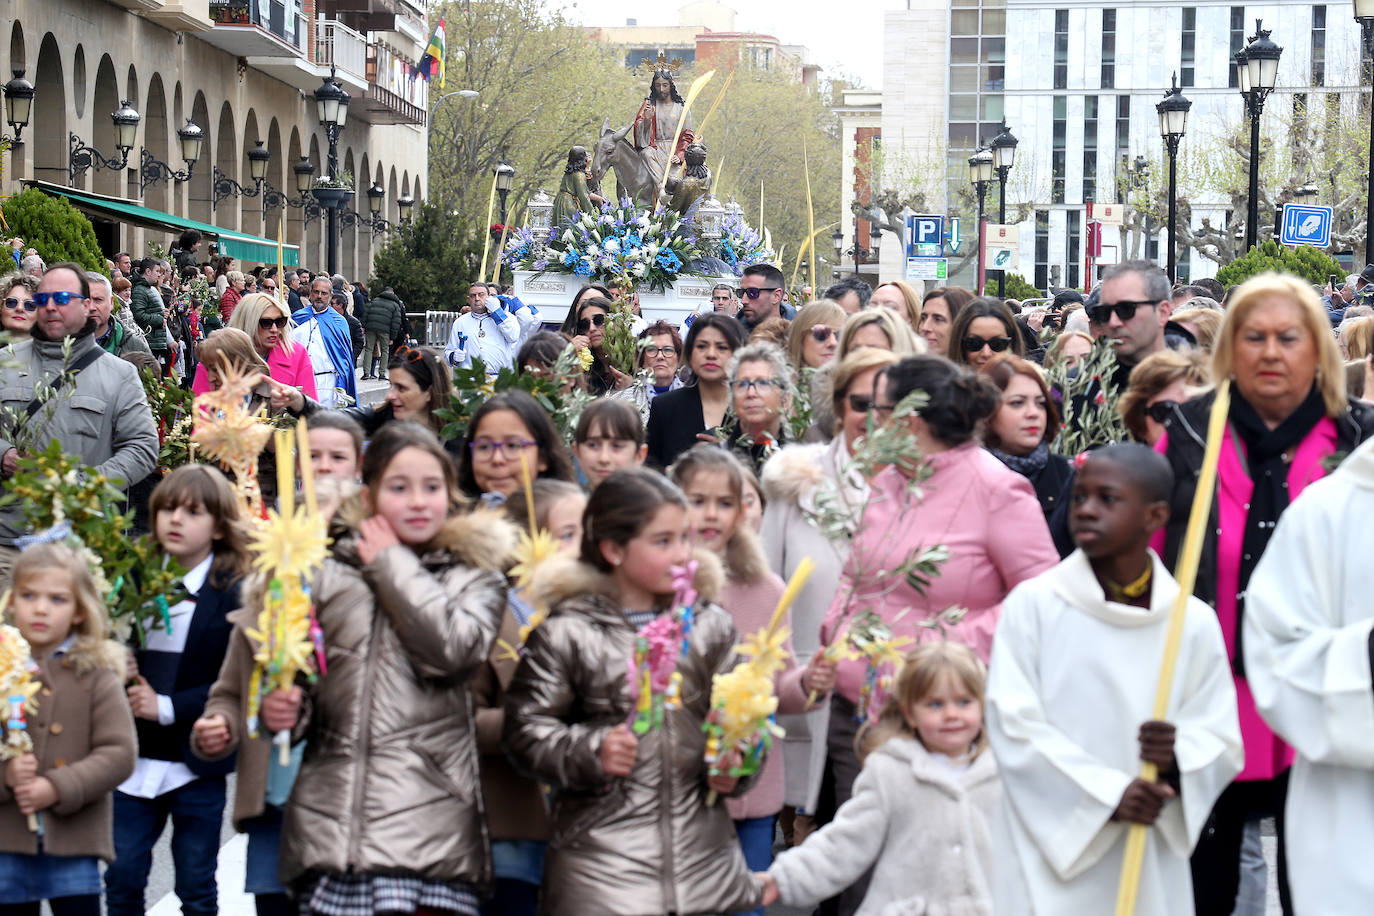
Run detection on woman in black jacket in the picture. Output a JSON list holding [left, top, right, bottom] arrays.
[[645, 312, 747, 469]]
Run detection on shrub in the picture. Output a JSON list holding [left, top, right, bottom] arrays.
[[1216, 239, 1344, 288], [999, 272, 1042, 299], [1, 188, 108, 275], [369, 201, 483, 311]]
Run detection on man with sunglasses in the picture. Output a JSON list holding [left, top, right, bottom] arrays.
[[292, 277, 358, 407], [1091, 260, 1173, 390], [737, 264, 789, 330], [445, 282, 522, 374], [0, 263, 157, 586]]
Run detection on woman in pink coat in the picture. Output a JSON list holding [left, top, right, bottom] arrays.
[[190, 293, 317, 398], [814, 355, 1057, 913]]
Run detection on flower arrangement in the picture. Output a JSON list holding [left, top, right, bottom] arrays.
[[504, 197, 700, 292], [627, 562, 699, 735], [711, 213, 774, 276]]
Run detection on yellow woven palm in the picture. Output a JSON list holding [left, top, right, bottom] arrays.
[[735, 625, 791, 679], [510, 528, 557, 593], [0, 623, 41, 760], [244, 583, 315, 687], [249, 506, 328, 583]]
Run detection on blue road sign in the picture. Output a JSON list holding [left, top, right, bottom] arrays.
[[907, 214, 946, 258], [1280, 204, 1332, 248]]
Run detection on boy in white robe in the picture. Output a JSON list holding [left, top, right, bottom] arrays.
[[1243, 434, 1374, 914], [986, 444, 1244, 915]]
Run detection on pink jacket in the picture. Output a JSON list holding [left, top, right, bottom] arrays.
[[823, 442, 1058, 703], [191, 342, 317, 399], [716, 530, 810, 822], [1153, 419, 1335, 781]]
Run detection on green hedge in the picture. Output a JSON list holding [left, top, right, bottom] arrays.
[[1216, 239, 1343, 288], [1, 189, 108, 275], [999, 272, 1043, 299]]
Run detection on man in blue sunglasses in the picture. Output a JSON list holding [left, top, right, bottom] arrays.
[[0, 262, 158, 587]]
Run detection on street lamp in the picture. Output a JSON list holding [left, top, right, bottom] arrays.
[[1295, 183, 1319, 205], [264, 156, 318, 216], [69, 99, 141, 183], [2, 70, 35, 146], [494, 156, 515, 225], [1237, 20, 1282, 251], [293, 157, 316, 195], [989, 120, 1019, 296], [313, 69, 352, 275], [366, 183, 385, 217], [968, 146, 994, 294], [397, 194, 415, 224], [831, 228, 844, 261], [138, 118, 204, 195], [1157, 72, 1192, 282], [428, 88, 480, 121], [1354, 0, 1374, 262], [213, 140, 271, 209]]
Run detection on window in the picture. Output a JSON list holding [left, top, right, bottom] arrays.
[[1229, 7, 1245, 88], [1180, 8, 1196, 87], [1101, 9, 1116, 89], [1054, 10, 1069, 90], [1068, 210, 1081, 289], [1178, 246, 1191, 284], [1035, 210, 1051, 290], [1312, 6, 1326, 86], [1053, 96, 1066, 204], [1084, 96, 1098, 203], [1115, 96, 1130, 179]]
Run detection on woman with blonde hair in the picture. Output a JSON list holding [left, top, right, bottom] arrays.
[[190, 292, 317, 398], [786, 300, 846, 371], [837, 307, 924, 358], [1171, 306, 1224, 352], [1339, 314, 1374, 361], [1045, 330, 1094, 371], [1117, 349, 1211, 445], [869, 280, 923, 329], [1154, 271, 1374, 914]]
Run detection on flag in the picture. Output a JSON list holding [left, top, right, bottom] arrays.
[[415, 17, 445, 89]]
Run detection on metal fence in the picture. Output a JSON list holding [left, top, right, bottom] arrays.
[[405, 311, 458, 347]]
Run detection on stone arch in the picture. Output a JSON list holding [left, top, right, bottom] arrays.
[[341, 147, 356, 279], [286, 126, 304, 254], [188, 91, 211, 223], [241, 109, 262, 238], [306, 135, 322, 271], [9, 22, 25, 73], [388, 165, 398, 229], [143, 73, 169, 213], [171, 81, 184, 214], [214, 100, 237, 228], [89, 54, 120, 195], [33, 33, 65, 187], [265, 117, 283, 240]]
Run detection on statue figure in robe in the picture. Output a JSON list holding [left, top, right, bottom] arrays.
[[632, 69, 694, 193], [665, 142, 711, 219]]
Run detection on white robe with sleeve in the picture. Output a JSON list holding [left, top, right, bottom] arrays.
[[986, 549, 1243, 915], [1243, 434, 1374, 914]]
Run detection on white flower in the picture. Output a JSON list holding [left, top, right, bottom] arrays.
[[645, 244, 659, 258], [631, 263, 647, 278], [586, 244, 600, 258], [562, 229, 575, 244], [635, 215, 650, 228], [604, 238, 620, 252]]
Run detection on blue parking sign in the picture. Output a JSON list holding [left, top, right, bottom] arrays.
[[1279, 204, 1332, 248], [907, 214, 945, 258]]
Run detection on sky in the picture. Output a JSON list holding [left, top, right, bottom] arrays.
[[560, 0, 904, 90]]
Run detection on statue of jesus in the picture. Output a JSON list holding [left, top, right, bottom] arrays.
[[632, 69, 694, 191]]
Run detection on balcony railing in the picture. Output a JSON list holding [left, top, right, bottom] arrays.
[[354, 42, 428, 126], [207, 0, 306, 53], [315, 18, 368, 84]]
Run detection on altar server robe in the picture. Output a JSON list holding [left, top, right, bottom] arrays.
[[986, 549, 1243, 916], [1244, 434, 1374, 914]]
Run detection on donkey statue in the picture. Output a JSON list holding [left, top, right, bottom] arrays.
[[592, 118, 661, 209]]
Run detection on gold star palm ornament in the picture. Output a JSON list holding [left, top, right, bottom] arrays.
[[0, 616, 43, 831], [190, 358, 274, 522], [508, 454, 557, 645]]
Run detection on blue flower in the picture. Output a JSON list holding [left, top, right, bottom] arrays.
[[655, 250, 682, 273], [625, 233, 642, 249], [562, 249, 580, 267], [533, 259, 548, 270], [574, 259, 594, 276]]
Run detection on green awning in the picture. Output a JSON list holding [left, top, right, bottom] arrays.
[[28, 180, 300, 267]]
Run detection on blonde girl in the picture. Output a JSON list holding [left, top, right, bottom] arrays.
[[0, 540, 136, 916], [760, 642, 1001, 915]]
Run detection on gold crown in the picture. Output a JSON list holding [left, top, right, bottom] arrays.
[[639, 51, 684, 75]]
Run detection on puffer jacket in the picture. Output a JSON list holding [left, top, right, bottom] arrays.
[[503, 553, 763, 916], [365, 289, 405, 339], [130, 274, 168, 351], [279, 509, 514, 889]]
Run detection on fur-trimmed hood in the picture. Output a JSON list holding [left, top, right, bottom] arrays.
[[723, 523, 770, 586], [331, 506, 519, 575], [530, 547, 725, 622], [58, 636, 129, 678], [761, 441, 834, 504]]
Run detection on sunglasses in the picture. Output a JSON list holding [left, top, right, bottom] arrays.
[[810, 325, 837, 343], [394, 345, 426, 364], [576, 314, 607, 333], [846, 393, 874, 413], [1144, 400, 1178, 424], [961, 334, 1012, 353], [736, 286, 780, 300], [2, 297, 35, 312], [258, 316, 289, 330], [32, 291, 86, 307], [1087, 299, 1158, 325]]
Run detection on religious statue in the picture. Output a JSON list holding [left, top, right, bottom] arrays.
[[632, 68, 695, 190], [553, 146, 606, 228], [665, 142, 710, 218]]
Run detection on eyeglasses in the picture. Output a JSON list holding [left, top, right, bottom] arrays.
[[576, 314, 607, 333], [258, 316, 289, 330], [642, 346, 677, 358], [468, 438, 537, 461], [730, 378, 782, 394], [872, 401, 897, 418], [262, 283, 277, 291], [2, 297, 35, 312], [1087, 299, 1158, 325], [736, 286, 780, 300], [810, 325, 837, 343], [394, 345, 425, 364], [846, 393, 875, 413], [1144, 400, 1178, 424], [961, 334, 1012, 353], [32, 291, 86, 307]]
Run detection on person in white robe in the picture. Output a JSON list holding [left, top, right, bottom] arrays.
[[1243, 434, 1374, 914], [988, 496, 1244, 916]]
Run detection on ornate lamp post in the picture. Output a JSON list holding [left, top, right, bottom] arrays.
[[312, 70, 351, 275], [139, 119, 204, 195], [494, 157, 515, 226], [397, 194, 416, 225], [1355, 0, 1374, 262], [968, 146, 994, 294], [989, 120, 1018, 296], [69, 100, 141, 183], [1237, 20, 1282, 251], [213, 140, 271, 208], [1157, 73, 1192, 282], [2, 70, 35, 145]]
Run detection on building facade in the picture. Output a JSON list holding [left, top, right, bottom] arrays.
[[3, 0, 429, 279]]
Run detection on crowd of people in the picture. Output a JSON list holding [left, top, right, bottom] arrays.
[[0, 244, 1372, 916]]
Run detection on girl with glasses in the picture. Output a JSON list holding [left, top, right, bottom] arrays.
[[945, 296, 1025, 371], [457, 390, 573, 501], [645, 313, 747, 469], [0, 273, 37, 336], [189, 294, 318, 402]]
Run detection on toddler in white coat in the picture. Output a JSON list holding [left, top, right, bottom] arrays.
[[758, 641, 1000, 916]]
